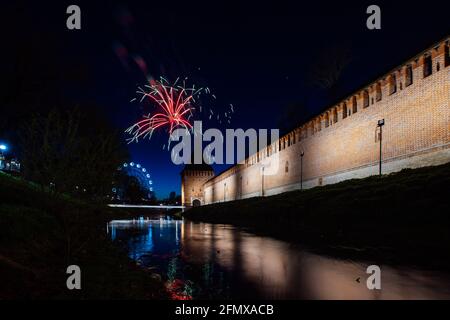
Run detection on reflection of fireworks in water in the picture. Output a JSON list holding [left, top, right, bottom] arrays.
[[126, 78, 201, 143]]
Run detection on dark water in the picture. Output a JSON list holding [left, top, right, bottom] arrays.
[[108, 216, 450, 300]]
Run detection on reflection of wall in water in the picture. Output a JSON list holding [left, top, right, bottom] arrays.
[[180, 221, 450, 299]]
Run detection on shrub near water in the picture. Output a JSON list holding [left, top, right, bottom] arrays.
[[0, 172, 166, 299]]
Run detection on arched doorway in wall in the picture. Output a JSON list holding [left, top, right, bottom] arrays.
[[192, 199, 201, 207]]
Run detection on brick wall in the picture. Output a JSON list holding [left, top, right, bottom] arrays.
[[198, 38, 450, 204]]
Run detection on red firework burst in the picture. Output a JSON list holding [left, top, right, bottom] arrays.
[[126, 78, 198, 142]]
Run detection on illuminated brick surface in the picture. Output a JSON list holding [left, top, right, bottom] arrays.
[[182, 38, 450, 205]]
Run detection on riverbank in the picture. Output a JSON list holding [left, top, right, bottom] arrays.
[[0, 172, 167, 299], [184, 163, 450, 270]]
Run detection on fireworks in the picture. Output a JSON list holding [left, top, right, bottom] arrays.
[[126, 78, 200, 142], [126, 75, 237, 147]]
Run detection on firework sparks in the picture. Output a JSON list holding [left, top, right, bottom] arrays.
[[126, 75, 237, 146], [126, 79, 198, 143]]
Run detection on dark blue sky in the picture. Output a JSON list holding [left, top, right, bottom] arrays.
[[3, 0, 449, 198]]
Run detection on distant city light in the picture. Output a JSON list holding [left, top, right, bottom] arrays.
[[0, 144, 7, 151]]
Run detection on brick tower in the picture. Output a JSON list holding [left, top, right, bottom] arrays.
[[181, 163, 214, 207]]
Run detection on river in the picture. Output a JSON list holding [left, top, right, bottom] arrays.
[[107, 214, 450, 300]]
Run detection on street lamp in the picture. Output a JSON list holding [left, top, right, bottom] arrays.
[[261, 165, 265, 197], [377, 119, 385, 176], [300, 151, 305, 190], [224, 182, 226, 202]]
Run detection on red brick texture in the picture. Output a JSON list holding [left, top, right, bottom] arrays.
[[183, 38, 450, 204]]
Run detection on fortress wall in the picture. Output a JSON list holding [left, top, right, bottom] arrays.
[[202, 38, 450, 204]]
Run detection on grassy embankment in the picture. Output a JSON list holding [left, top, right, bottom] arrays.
[[185, 163, 450, 269], [0, 172, 167, 299]]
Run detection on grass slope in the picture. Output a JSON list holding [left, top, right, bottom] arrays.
[[0, 172, 166, 299], [185, 163, 450, 269]]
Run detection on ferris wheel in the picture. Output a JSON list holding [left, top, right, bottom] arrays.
[[115, 161, 154, 196]]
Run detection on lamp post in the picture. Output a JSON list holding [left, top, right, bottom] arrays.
[[261, 165, 265, 197], [224, 182, 226, 202], [300, 150, 305, 190], [377, 119, 385, 176]]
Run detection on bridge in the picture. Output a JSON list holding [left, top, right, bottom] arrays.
[[108, 204, 186, 210]]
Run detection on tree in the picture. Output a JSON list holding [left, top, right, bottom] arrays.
[[113, 171, 148, 203], [123, 176, 147, 203], [277, 100, 309, 135], [20, 107, 128, 199], [308, 44, 352, 102]]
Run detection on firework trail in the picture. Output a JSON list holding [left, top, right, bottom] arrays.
[[126, 78, 200, 143]]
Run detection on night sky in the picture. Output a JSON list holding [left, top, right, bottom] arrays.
[[2, 1, 449, 198]]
